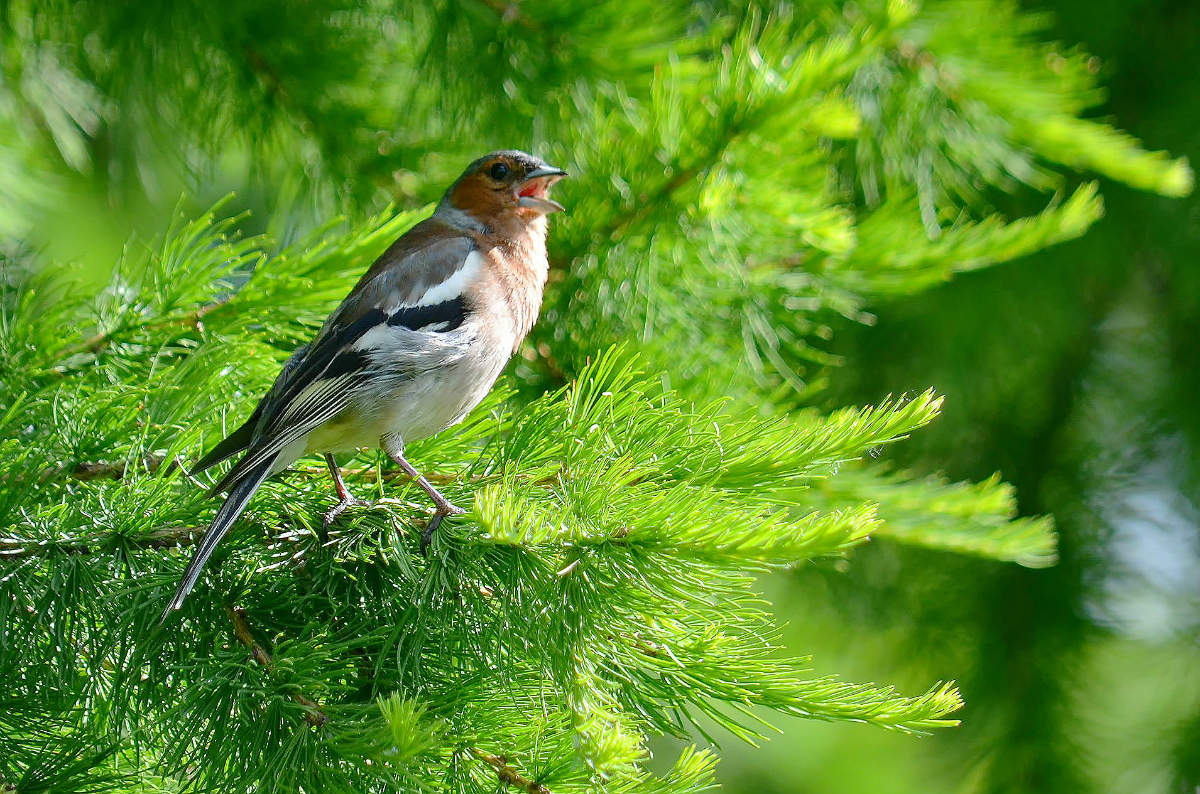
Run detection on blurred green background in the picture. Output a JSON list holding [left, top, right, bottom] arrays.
[[2, 0, 1197, 791], [714, 1, 1200, 791]]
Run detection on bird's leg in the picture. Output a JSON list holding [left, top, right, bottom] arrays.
[[321, 453, 369, 534], [382, 439, 464, 553]]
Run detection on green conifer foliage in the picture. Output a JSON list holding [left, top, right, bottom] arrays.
[[0, 0, 1189, 791]]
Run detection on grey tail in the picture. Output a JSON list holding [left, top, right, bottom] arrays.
[[191, 417, 258, 475], [160, 455, 277, 622]]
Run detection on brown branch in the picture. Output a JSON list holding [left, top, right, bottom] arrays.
[[600, 631, 661, 658], [0, 525, 204, 560], [469, 748, 551, 794], [56, 297, 230, 360], [331, 464, 561, 489], [631, 635, 662, 658], [45, 453, 170, 483], [337, 466, 464, 487], [32, 454, 208, 491], [226, 605, 273, 667], [39, 454, 469, 488], [225, 605, 328, 727]]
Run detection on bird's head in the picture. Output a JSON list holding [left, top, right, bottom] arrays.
[[438, 150, 567, 235]]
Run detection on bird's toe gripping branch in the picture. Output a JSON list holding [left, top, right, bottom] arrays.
[[420, 498, 466, 554], [319, 453, 374, 540], [321, 494, 372, 532]]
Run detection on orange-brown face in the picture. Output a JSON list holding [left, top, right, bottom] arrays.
[[446, 151, 567, 227]]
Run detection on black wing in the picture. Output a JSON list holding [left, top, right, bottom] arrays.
[[191, 342, 310, 476]]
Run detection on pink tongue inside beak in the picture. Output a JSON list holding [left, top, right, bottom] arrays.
[[515, 175, 566, 214]]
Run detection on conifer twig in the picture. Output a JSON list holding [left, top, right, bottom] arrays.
[[57, 297, 231, 359], [34, 454, 205, 489], [337, 466, 463, 486], [36, 454, 170, 482], [468, 748, 551, 793], [224, 605, 328, 727], [39, 455, 468, 487], [0, 525, 204, 559], [551, 160, 707, 269]]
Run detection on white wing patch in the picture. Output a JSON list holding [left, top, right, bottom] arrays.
[[410, 249, 483, 308], [352, 324, 395, 352]]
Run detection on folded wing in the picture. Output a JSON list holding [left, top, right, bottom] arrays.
[[195, 225, 476, 495]]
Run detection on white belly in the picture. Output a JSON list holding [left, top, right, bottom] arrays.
[[301, 318, 513, 455]]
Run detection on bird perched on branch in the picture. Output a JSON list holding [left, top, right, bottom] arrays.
[[162, 150, 567, 619]]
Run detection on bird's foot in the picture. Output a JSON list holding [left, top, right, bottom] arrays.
[[420, 500, 465, 556], [321, 495, 372, 534]]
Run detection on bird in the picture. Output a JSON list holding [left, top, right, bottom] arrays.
[[162, 150, 567, 619]]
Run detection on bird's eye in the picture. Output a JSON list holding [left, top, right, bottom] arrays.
[[488, 162, 509, 180]]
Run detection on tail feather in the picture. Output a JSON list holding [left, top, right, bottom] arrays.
[[192, 417, 258, 475], [161, 455, 277, 621]]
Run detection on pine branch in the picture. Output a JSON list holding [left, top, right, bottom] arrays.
[[0, 525, 203, 560], [33, 454, 462, 487], [469, 748, 552, 794], [577, 159, 711, 258], [1, 1, 1190, 789], [224, 605, 328, 728], [37, 454, 171, 483], [810, 466, 1058, 567], [840, 184, 1105, 296], [55, 296, 231, 361]]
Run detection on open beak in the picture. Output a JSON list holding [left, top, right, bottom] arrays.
[[516, 165, 568, 215]]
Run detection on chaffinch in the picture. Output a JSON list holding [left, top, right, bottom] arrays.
[[163, 150, 567, 618]]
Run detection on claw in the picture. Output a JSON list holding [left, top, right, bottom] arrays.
[[322, 496, 370, 529], [319, 495, 371, 545], [380, 440, 467, 557], [419, 501, 464, 555], [319, 453, 372, 542]]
